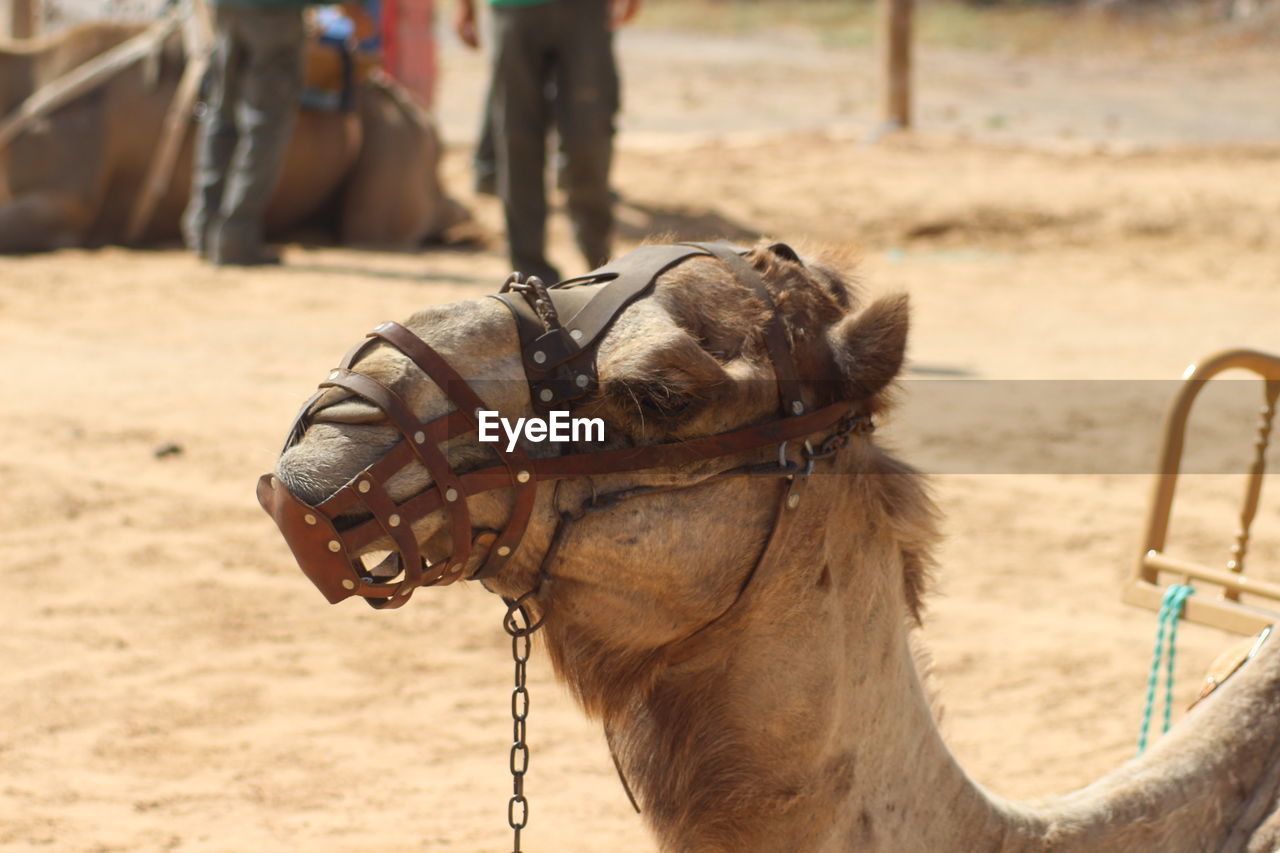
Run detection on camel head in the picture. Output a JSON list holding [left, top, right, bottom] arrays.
[[262, 240, 914, 666]]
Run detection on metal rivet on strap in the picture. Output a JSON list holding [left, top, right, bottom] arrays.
[[786, 493, 801, 510], [269, 476, 279, 490], [570, 329, 583, 341], [575, 374, 589, 388], [303, 513, 317, 526], [516, 470, 531, 484], [341, 579, 356, 590], [358, 480, 371, 494], [538, 388, 554, 403], [445, 487, 459, 502], [497, 545, 512, 557], [791, 400, 805, 415], [532, 351, 547, 364], [414, 430, 425, 444], [328, 370, 340, 380], [388, 514, 401, 527], [327, 540, 342, 552]]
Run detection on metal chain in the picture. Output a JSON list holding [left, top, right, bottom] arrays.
[[524, 277, 561, 331], [804, 409, 875, 463], [502, 591, 545, 853], [481, 406, 868, 852], [500, 272, 561, 333]]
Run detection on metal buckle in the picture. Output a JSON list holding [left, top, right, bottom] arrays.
[[747, 441, 812, 478]]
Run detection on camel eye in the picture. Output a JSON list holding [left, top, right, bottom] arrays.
[[615, 378, 699, 421], [640, 386, 694, 418]]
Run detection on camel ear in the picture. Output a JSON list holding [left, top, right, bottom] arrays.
[[766, 242, 802, 263], [827, 294, 909, 399]]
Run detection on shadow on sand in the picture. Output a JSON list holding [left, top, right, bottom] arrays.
[[613, 196, 762, 245]]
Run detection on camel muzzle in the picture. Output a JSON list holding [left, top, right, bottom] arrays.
[[256, 472, 384, 605]]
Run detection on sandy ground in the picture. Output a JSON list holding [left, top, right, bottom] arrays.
[[3, 16, 1280, 853]]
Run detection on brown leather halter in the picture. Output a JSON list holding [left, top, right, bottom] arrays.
[[257, 242, 866, 610]]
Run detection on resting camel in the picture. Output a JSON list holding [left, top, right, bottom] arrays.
[[0, 23, 465, 253], [266, 242, 1280, 852]]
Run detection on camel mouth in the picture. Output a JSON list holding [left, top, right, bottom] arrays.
[[361, 550, 404, 581], [312, 398, 387, 426], [275, 422, 402, 507], [351, 522, 455, 574]]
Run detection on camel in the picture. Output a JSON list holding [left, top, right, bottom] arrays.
[[266, 241, 1280, 852], [0, 22, 465, 253]]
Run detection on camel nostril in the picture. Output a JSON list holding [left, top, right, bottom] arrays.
[[272, 460, 340, 507]]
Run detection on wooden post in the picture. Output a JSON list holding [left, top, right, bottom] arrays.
[[879, 0, 913, 131], [1, 0, 37, 40]]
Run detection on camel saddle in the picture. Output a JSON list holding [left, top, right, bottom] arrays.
[[301, 38, 379, 113], [1191, 626, 1273, 708]]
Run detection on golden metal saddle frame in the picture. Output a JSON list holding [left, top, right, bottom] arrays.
[[1123, 349, 1280, 635]]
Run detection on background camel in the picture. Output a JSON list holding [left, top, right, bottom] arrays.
[[0, 22, 466, 253], [271, 243, 1280, 852]]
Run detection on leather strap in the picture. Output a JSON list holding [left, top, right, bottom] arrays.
[[689, 241, 807, 416], [279, 332, 384, 454], [369, 321, 538, 579], [533, 401, 847, 478], [546, 244, 714, 361], [320, 368, 474, 578], [490, 244, 717, 411], [491, 242, 805, 417], [353, 475, 426, 606], [329, 401, 856, 555]]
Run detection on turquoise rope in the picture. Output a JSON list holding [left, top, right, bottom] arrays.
[[1136, 583, 1195, 755]]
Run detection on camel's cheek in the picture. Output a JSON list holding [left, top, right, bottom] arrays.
[[550, 479, 776, 647]]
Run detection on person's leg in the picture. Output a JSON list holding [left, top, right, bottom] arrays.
[[211, 8, 304, 265], [473, 79, 497, 196], [490, 3, 559, 284], [553, 0, 618, 270], [182, 9, 239, 256]]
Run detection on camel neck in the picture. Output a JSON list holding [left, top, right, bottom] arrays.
[[585, 467, 1280, 852], [606, 516, 1023, 852]]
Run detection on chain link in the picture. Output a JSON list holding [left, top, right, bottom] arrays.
[[803, 409, 874, 463], [502, 592, 545, 853], [500, 272, 561, 333]]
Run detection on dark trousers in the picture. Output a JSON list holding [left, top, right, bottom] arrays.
[[183, 6, 304, 262], [489, 0, 619, 284]]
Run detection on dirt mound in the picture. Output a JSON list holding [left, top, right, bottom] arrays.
[[614, 135, 1280, 253]]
